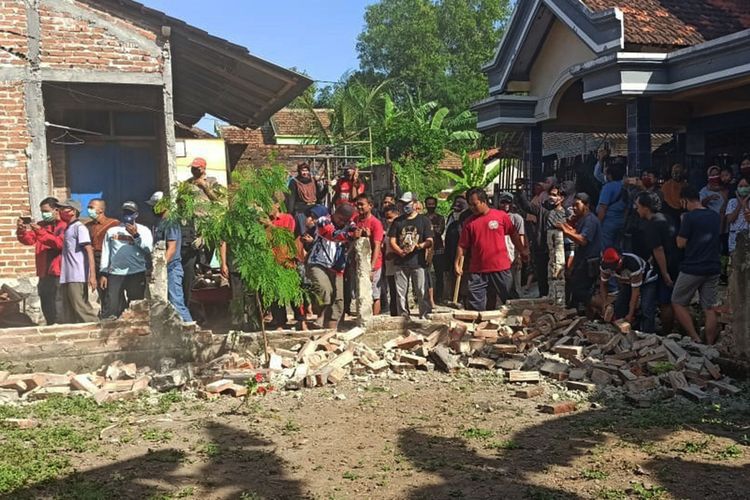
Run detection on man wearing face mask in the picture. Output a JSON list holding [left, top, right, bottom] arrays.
[[185, 157, 219, 203], [424, 196, 446, 303], [99, 201, 153, 319], [700, 165, 727, 214], [57, 199, 98, 323], [85, 198, 119, 314], [147, 192, 192, 323], [444, 196, 468, 302], [16, 197, 66, 324], [661, 163, 687, 229], [182, 157, 221, 308], [388, 193, 434, 319], [740, 155, 750, 182]]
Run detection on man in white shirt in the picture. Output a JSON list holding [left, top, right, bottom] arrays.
[[100, 201, 153, 319]]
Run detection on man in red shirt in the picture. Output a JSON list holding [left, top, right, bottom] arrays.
[[456, 188, 529, 311], [354, 194, 385, 315], [16, 196, 67, 324], [267, 201, 297, 328], [333, 165, 366, 207]]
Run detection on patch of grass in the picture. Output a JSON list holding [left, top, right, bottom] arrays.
[[524, 487, 572, 499], [281, 419, 301, 434], [175, 486, 195, 498], [630, 482, 667, 499], [342, 471, 359, 481], [156, 390, 183, 413], [674, 438, 712, 454], [581, 468, 609, 480], [597, 488, 627, 500], [198, 442, 221, 458], [239, 493, 261, 500], [141, 427, 174, 443], [486, 439, 520, 451], [459, 427, 494, 440], [145, 449, 186, 464], [363, 386, 388, 393], [648, 362, 674, 375], [0, 424, 94, 495], [716, 444, 743, 460]]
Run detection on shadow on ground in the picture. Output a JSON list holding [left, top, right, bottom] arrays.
[[397, 398, 750, 499], [9, 422, 304, 500]]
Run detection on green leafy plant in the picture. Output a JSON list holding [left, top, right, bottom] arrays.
[[581, 468, 609, 480], [485, 439, 520, 451], [716, 444, 743, 460], [164, 161, 301, 362], [648, 362, 674, 375], [444, 150, 503, 198], [245, 372, 275, 397], [630, 482, 667, 499], [459, 427, 494, 440]]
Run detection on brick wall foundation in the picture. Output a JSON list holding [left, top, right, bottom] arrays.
[[0, 299, 220, 374]]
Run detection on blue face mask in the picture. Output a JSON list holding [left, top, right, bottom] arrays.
[[122, 212, 137, 224], [41, 212, 55, 222], [403, 203, 414, 215]]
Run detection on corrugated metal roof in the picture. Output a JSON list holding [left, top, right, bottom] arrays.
[[87, 0, 313, 128]]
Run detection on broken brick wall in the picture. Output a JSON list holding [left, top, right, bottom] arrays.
[[0, 81, 34, 277], [0, 299, 218, 374], [0, 0, 165, 279], [729, 232, 750, 359]]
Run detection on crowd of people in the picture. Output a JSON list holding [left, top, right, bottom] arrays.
[[15, 153, 750, 345], [15, 157, 216, 326]]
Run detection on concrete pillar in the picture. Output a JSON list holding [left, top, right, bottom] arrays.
[[24, 0, 50, 220], [524, 124, 543, 182], [729, 232, 750, 359], [150, 241, 168, 303], [354, 237, 373, 327], [161, 36, 178, 187], [626, 97, 652, 176]]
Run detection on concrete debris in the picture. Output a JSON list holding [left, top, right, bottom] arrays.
[[192, 299, 740, 406], [0, 360, 153, 405]]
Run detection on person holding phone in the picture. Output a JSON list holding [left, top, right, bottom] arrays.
[[99, 201, 153, 319], [16, 197, 67, 325]]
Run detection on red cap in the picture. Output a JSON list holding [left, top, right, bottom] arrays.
[[602, 247, 621, 266], [190, 157, 207, 169]]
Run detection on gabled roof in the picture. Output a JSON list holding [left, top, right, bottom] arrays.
[[270, 108, 332, 137], [175, 122, 214, 139], [582, 0, 750, 48], [86, 0, 312, 128], [437, 150, 463, 171]]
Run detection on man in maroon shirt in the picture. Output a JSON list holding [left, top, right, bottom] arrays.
[[456, 188, 529, 311]]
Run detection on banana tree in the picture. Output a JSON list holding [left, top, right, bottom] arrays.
[[443, 150, 503, 198]]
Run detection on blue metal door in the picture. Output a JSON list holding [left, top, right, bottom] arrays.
[[68, 143, 157, 219]]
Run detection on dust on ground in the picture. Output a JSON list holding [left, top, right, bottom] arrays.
[[1, 369, 749, 500]]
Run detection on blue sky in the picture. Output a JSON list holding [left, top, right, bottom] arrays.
[[144, 0, 372, 83], [144, 0, 373, 131]]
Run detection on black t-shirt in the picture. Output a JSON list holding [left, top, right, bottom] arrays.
[[642, 212, 681, 280], [388, 214, 434, 269], [678, 208, 721, 276], [426, 212, 446, 252]]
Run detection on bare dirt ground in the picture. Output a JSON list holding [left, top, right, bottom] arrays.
[[2, 368, 749, 500]]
